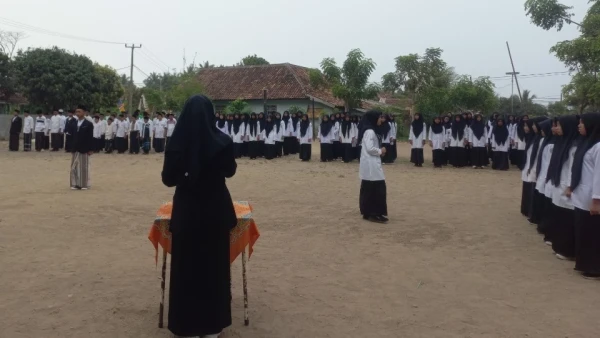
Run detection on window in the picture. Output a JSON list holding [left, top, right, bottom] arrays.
[[266, 105, 277, 113], [215, 105, 227, 115]]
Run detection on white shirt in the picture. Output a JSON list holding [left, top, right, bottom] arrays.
[[318, 124, 333, 144], [521, 145, 538, 183], [331, 121, 340, 141], [44, 116, 51, 135], [571, 143, 600, 211], [468, 127, 487, 148], [93, 121, 102, 138], [50, 115, 61, 133], [490, 135, 510, 153], [231, 122, 246, 143], [297, 122, 312, 144], [340, 122, 356, 144], [283, 118, 295, 137], [429, 127, 446, 150], [23, 116, 34, 133], [216, 121, 229, 136], [245, 121, 261, 141], [552, 145, 577, 210], [447, 126, 467, 148], [359, 129, 385, 181], [34, 116, 46, 132], [59, 115, 66, 132], [408, 123, 427, 149], [105, 123, 115, 139], [536, 143, 554, 193], [262, 125, 278, 145], [116, 120, 129, 138], [154, 119, 167, 138]]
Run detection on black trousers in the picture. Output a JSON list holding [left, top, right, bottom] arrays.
[[574, 208, 600, 274], [9, 133, 20, 151], [105, 139, 114, 153], [65, 134, 73, 152], [116, 137, 126, 153], [248, 141, 259, 159], [410, 148, 424, 165], [432, 149, 444, 167], [342, 143, 354, 163], [130, 131, 140, 154], [35, 132, 44, 151], [359, 180, 388, 217], [43, 135, 50, 150], [233, 143, 243, 159], [265, 144, 276, 160], [51, 133, 61, 151], [320, 143, 333, 162], [299, 143, 311, 161]]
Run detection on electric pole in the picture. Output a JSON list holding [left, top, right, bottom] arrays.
[[125, 44, 142, 115], [506, 71, 520, 114], [505, 42, 523, 102]]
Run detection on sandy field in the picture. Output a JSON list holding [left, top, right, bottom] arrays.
[[1, 141, 600, 338]]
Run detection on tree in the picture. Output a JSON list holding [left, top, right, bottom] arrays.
[[381, 72, 401, 94], [520, 89, 537, 112], [238, 54, 269, 66], [547, 101, 570, 115], [164, 73, 204, 112], [0, 30, 25, 58], [225, 98, 250, 114], [0, 52, 16, 101], [12, 47, 123, 110], [311, 48, 380, 110], [199, 61, 215, 68], [449, 76, 498, 113]]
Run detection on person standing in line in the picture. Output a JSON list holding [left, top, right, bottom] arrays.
[[330, 114, 341, 160], [568, 113, 600, 279], [358, 111, 388, 224], [340, 114, 356, 163], [534, 119, 556, 242], [380, 115, 393, 164], [429, 116, 446, 168], [92, 115, 103, 153], [99, 113, 107, 150], [246, 112, 261, 160], [162, 95, 237, 338], [490, 117, 511, 170], [153, 112, 167, 153], [58, 109, 67, 150], [521, 117, 547, 218], [104, 117, 115, 154], [297, 113, 312, 161], [216, 113, 229, 136], [230, 113, 245, 158], [70, 105, 94, 190], [22, 111, 34, 152], [140, 115, 153, 155], [291, 112, 300, 154], [318, 114, 334, 162], [129, 113, 141, 154], [64, 110, 77, 152], [262, 114, 277, 160], [468, 113, 489, 169], [274, 112, 284, 158], [388, 115, 398, 162], [115, 114, 128, 154], [442, 115, 452, 165], [50, 110, 62, 151], [282, 111, 294, 155], [448, 114, 468, 167], [9, 109, 22, 151], [43, 112, 51, 150], [34, 110, 46, 152], [512, 116, 531, 170], [408, 113, 426, 167], [166, 113, 177, 145]]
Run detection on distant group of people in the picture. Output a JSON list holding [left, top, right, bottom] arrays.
[[408, 112, 532, 170], [8, 108, 177, 155], [518, 113, 600, 280]]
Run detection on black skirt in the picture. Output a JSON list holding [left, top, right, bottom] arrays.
[[51, 133, 61, 150], [154, 138, 165, 153], [299, 143, 311, 161], [241, 141, 248, 157], [248, 141, 259, 159], [342, 143, 354, 163], [528, 189, 544, 225], [432, 149, 444, 167], [320, 143, 333, 162], [471, 147, 488, 167], [275, 141, 283, 157], [492, 151, 509, 170], [332, 141, 342, 159], [550, 205, 576, 258], [355, 145, 361, 160], [464, 144, 472, 166], [35, 132, 44, 151], [515, 150, 526, 170], [410, 148, 424, 165], [537, 196, 553, 237], [520, 182, 534, 217], [64, 134, 73, 152], [43, 135, 50, 149], [115, 137, 126, 153], [283, 137, 294, 155], [130, 131, 140, 154], [383, 143, 394, 163], [233, 143, 243, 159], [574, 208, 600, 274], [509, 148, 518, 165], [448, 147, 467, 167], [258, 141, 265, 157], [9, 133, 19, 151], [359, 180, 388, 217], [265, 144, 276, 160], [390, 142, 397, 161]]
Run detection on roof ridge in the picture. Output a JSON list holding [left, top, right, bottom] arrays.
[[199, 63, 292, 71], [285, 63, 309, 97]]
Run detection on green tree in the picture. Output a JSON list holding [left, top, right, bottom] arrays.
[[12, 47, 123, 110], [547, 101, 570, 115], [520, 89, 537, 112], [238, 54, 270, 66], [0, 52, 16, 101], [90, 64, 124, 111], [311, 48, 380, 111], [524, 0, 578, 31], [225, 98, 250, 114], [381, 72, 401, 94], [449, 76, 498, 113], [164, 73, 204, 112]]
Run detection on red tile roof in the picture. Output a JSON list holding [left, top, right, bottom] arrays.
[[0, 92, 28, 105], [197, 63, 345, 107]]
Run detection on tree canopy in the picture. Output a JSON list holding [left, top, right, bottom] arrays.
[[311, 48, 380, 110], [238, 54, 270, 66], [0, 52, 15, 100], [12, 47, 123, 110]]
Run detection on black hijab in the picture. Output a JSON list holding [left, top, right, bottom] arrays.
[[274, 113, 281, 133], [451, 115, 466, 140], [492, 118, 509, 146], [526, 117, 548, 174], [264, 115, 275, 136], [516, 116, 529, 141], [570, 113, 600, 190], [411, 113, 424, 138], [547, 115, 579, 186], [258, 113, 266, 132], [320, 115, 332, 137], [217, 114, 226, 129], [232, 114, 242, 134], [431, 117, 444, 134], [291, 113, 299, 132], [249, 113, 258, 136], [357, 110, 382, 146], [282, 111, 290, 125], [162, 95, 232, 188], [466, 113, 473, 126], [300, 114, 310, 138], [444, 115, 452, 130], [471, 114, 485, 139], [341, 116, 352, 138], [534, 119, 555, 178]]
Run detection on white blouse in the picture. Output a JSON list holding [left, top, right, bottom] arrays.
[[216, 121, 229, 136], [318, 125, 333, 144], [521, 145, 538, 183], [231, 122, 246, 144], [571, 143, 600, 211], [552, 146, 577, 210], [428, 127, 446, 150], [535, 143, 554, 193], [262, 127, 278, 145], [468, 127, 488, 148], [340, 123, 356, 144], [491, 136, 510, 152], [447, 126, 468, 148], [408, 123, 427, 149], [359, 129, 385, 181], [297, 123, 313, 144], [245, 121, 261, 141]]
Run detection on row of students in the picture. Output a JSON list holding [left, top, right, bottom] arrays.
[[521, 114, 600, 280]]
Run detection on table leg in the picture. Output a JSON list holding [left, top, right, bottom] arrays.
[[159, 248, 167, 328], [242, 248, 249, 326]]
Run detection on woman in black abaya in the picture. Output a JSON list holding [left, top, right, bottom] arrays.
[[162, 95, 237, 338]]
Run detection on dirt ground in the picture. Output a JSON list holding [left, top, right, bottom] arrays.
[[1, 141, 599, 338]]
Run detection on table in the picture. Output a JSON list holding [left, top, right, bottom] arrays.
[[148, 201, 260, 328]]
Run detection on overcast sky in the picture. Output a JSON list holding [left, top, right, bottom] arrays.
[[1, 0, 589, 103]]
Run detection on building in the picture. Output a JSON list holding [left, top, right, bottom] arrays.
[[197, 63, 345, 118]]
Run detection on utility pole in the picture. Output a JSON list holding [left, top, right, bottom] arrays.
[[125, 44, 142, 115], [506, 71, 520, 114], [505, 42, 523, 102]]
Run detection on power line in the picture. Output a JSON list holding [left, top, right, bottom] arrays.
[[487, 71, 570, 79], [143, 47, 171, 70], [134, 65, 150, 78], [0, 16, 127, 45], [138, 50, 169, 73]]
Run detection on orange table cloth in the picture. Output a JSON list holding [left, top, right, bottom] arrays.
[[148, 200, 260, 264]]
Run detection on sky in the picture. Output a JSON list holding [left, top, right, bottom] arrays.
[[1, 0, 590, 104]]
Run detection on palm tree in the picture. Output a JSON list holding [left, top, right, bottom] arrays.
[[521, 89, 537, 113]]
